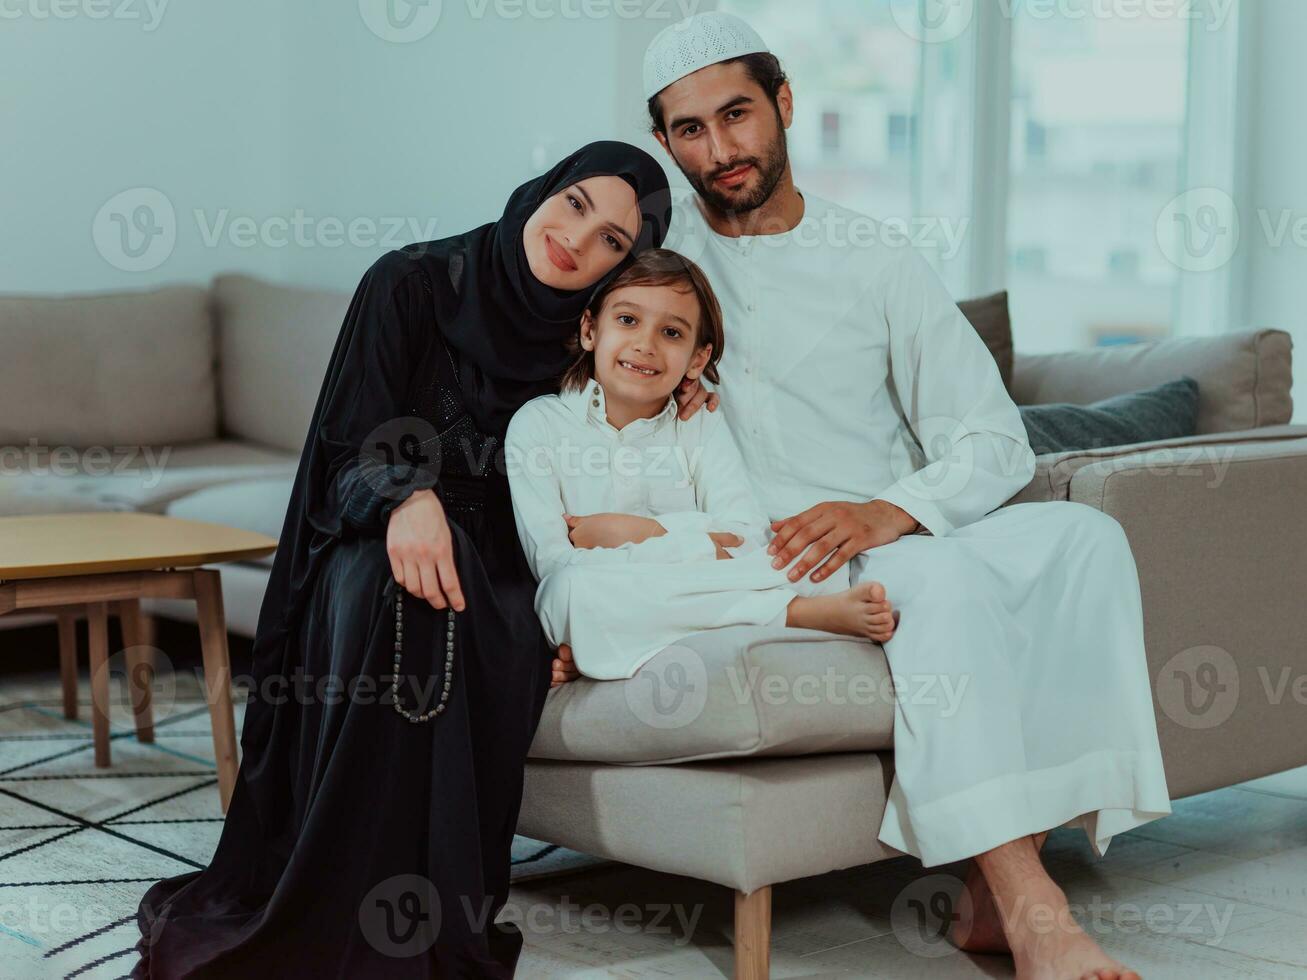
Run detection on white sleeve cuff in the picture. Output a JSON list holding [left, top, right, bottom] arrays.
[[871, 484, 953, 538], [654, 510, 716, 536]]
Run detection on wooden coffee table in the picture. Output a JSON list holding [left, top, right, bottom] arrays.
[[0, 512, 278, 811]]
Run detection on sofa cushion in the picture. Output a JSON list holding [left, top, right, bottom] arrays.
[[520, 753, 902, 894], [528, 624, 896, 766], [959, 290, 1014, 394], [1011, 329, 1293, 434], [165, 477, 294, 568], [1020, 378, 1200, 454], [0, 439, 297, 517], [213, 274, 351, 454], [0, 284, 217, 448], [1004, 423, 1307, 505]]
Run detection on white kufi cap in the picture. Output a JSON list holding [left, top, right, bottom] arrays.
[[642, 11, 769, 101]]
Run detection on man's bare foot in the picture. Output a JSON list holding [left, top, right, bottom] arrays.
[[949, 831, 1140, 980], [549, 643, 579, 688], [949, 830, 1049, 954], [786, 581, 897, 642], [1006, 879, 1140, 980]]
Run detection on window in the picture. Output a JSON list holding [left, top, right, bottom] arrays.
[[716, 0, 921, 223], [821, 110, 841, 155], [717, 0, 1241, 353], [1007, 6, 1190, 352], [887, 113, 916, 159]]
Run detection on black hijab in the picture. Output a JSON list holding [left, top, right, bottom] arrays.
[[401, 139, 672, 437]]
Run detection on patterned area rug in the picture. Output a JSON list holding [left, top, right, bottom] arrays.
[[0, 671, 606, 980]]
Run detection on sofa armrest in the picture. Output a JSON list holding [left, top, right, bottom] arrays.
[[1004, 423, 1307, 505], [1068, 436, 1307, 798]]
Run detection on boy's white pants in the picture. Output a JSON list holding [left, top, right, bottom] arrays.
[[534, 535, 851, 681]]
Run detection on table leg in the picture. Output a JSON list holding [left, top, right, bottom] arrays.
[[193, 569, 238, 812], [86, 601, 111, 767], [116, 599, 155, 743], [56, 609, 80, 720]]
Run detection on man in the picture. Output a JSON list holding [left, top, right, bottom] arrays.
[[638, 12, 1172, 980]]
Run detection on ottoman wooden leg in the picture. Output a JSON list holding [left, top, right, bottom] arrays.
[[734, 885, 771, 980], [56, 609, 80, 720], [193, 569, 238, 812], [86, 602, 112, 768], [116, 599, 155, 743]]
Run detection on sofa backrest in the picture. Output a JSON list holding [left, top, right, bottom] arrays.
[[0, 285, 217, 449], [1011, 329, 1294, 434], [213, 274, 351, 454]]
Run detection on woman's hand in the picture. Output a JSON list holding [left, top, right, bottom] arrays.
[[709, 531, 743, 560], [386, 489, 465, 611], [564, 513, 664, 550], [675, 376, 720, 421]]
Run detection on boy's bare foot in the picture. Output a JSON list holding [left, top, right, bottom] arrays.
[[786, 581, 897, 642], [549, 643, 579, 688]]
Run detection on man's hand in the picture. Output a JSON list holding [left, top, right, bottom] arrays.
[[551, 643, 580, 688], [564, 512, 665, 550], [675, 376, 720, 421], [709, 531, 743, 560], [386, 488, 464, 611], [767, 500, 920, 584]]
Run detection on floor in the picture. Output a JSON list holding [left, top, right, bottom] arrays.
[[2, 666, 1306, 979], [511, 771, 1307, 977], [0, 670, 604, 979]]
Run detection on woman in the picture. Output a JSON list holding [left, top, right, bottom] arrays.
[[131, 142, 678, 978]]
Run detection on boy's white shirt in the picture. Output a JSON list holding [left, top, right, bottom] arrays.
[[504, 378, 772, 583]]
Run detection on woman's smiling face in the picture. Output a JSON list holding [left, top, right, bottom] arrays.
[[523, 176, 643, 290]]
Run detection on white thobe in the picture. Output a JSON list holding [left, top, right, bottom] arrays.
[[503, 380, 850, 681], [671, 189, 1172, 867]]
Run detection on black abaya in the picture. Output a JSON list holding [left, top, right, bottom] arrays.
[[130, 142, 670, 978], [133, 255, 548, 977], [131, 141, 670, 978]]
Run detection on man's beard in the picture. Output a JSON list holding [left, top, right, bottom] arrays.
[[686, 125, 789, 219]]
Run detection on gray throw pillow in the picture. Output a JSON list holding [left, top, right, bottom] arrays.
[[1020, 377, 1200, 455]]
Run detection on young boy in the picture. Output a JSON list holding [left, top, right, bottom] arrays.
[[504, 249, 897, 680]]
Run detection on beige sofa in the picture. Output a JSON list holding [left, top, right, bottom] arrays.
[[4, 277, 1305, 978]]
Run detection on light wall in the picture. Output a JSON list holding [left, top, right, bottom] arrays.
[[1241, 0, 1307, 420], [1, 0, 1300, 423], [0, 0, 695, 295]]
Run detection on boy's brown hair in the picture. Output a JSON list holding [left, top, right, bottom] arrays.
[[559, 248, 725, 394]]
